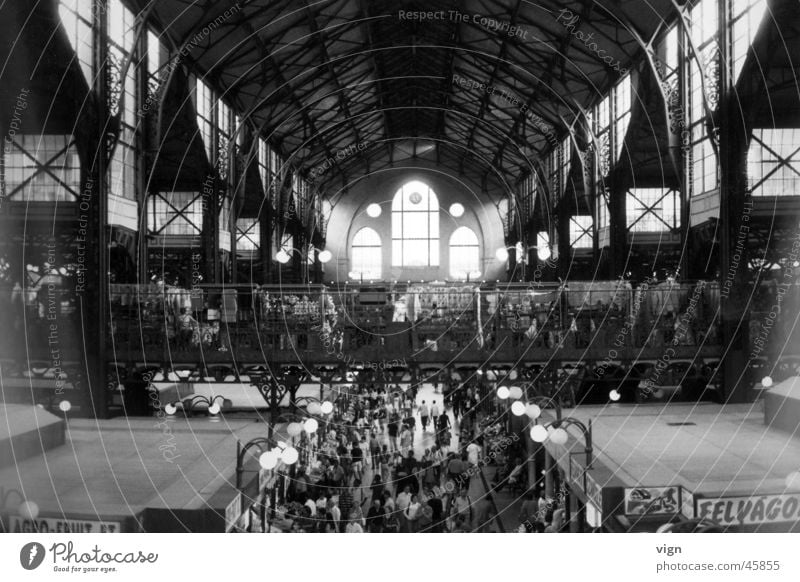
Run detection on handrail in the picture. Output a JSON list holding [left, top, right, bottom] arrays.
[[478, 467, 506, 533]]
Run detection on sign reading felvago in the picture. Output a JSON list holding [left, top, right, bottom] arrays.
[[696, 493, 800, 526], [10, 516, 121, 533]]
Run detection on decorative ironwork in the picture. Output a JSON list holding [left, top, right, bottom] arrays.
[[106, 49, 123, 118]]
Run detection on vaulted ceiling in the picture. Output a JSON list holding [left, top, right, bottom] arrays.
[[136, 0, 677, 191]]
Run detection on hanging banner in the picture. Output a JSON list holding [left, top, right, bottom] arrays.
[[624, 487, 680, 516], [224, 493, 242, 532]]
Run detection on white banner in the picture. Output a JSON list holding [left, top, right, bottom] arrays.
[[224, 494, 241, 533], [8, 517, 121, 534], [696, 494, 800, 526]]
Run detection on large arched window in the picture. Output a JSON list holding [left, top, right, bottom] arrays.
[[449, 227, 481, 279], [351, 227, 382, 280], [392, 181, 439, 267]]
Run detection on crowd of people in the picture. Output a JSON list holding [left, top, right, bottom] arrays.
[[271, 375, 539, 533]]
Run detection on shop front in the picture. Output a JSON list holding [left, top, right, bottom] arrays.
[[564, 452, 624, 532], [140, 469, 260, 533], [254, 463, 290, 533], [547, 440, 800, 532]]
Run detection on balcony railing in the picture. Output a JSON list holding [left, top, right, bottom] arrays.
[[5, 279, 772, 368], [63, 280, 725, 361]]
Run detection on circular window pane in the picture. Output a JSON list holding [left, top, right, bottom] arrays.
[[366, 203, 382, 217], [449, 203, 465, 217]]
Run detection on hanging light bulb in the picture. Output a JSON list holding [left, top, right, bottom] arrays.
[[281, 446, 299, 465], [530, 424, 548, 442], [525, 404, 542, 419], [609, 389, 621, 402], [549, 427, 569, 445], [449, 203, 465, 218], [259, 451, 279, 470], [511, 401, 526, 416], [496, 386, 510, 400], [321, 401, 334, 415], [304, 418, 319, 433]]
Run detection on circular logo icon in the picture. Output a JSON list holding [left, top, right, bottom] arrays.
[[20, 542, 46, 570]]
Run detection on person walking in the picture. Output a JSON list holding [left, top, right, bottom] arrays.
[[329, 460, 345, 491], [329, 496, 342, 532], [382, 490, 396, 516], [369, 431, 382, 468], [417, 500, 434, 532], [436, 412, 451, 451], [380, 445, 391, 483], [303, 494, 317, 518], [352, 477, 368, 517], [467, 438, 482, 468], [422, 449, 437, 491], [370, 474, 385, 506], [383, 503, 400, 533], [399, 424, 412, 455], [338, 486, 354, 531], [430, 400, 441, 426], [399, 451, 419, 495], [405, 410, 416, 446], [419, 400, 430, 433], [404, 494, 422, 533], [350, 501, 367, 530], [425, 488, 444, 533], [450, 489, 472, 532], [430, 445, 444, 484], [451, 388, 463, 421], [351, 439, 364, 478], [359, 434, 370, 470], [387, 413, 400, 452], [366, 499, 384, 532], [396, 485, 412, 533], [446, 453, 467, 491]]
